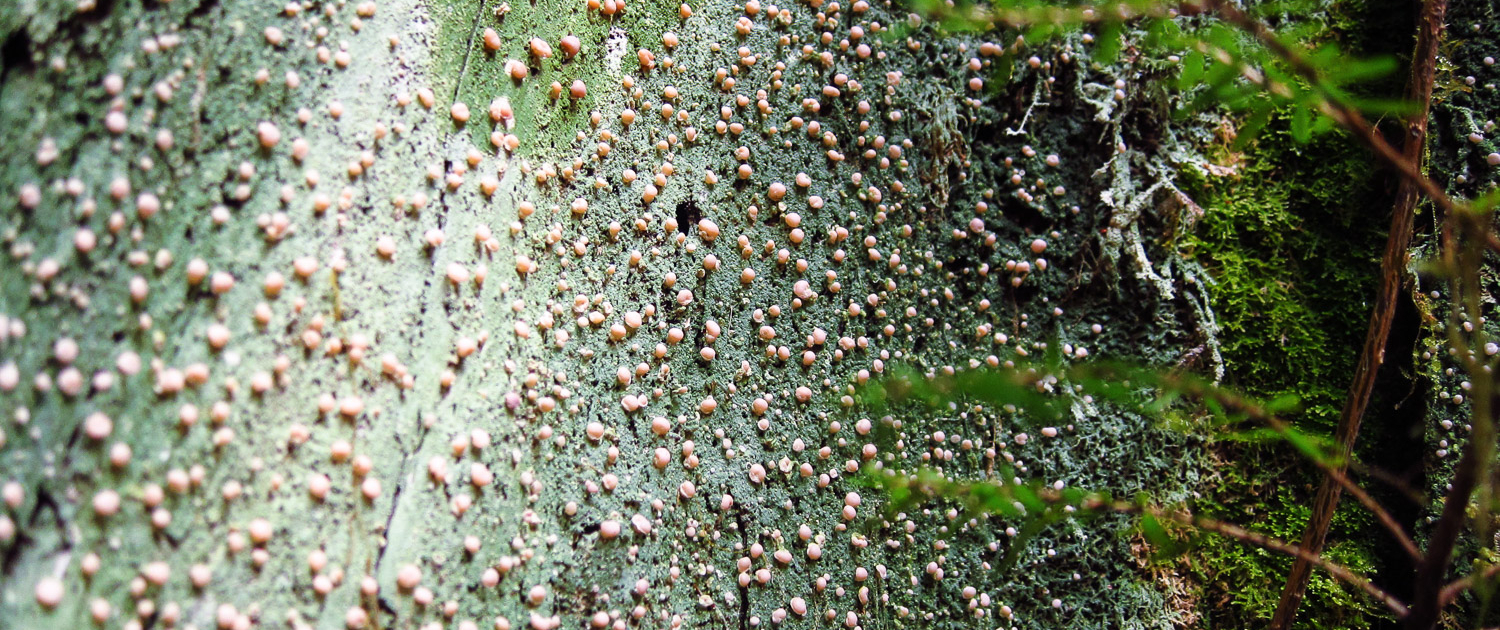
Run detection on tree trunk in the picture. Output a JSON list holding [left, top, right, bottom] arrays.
[[0, 0, 1440, 629]]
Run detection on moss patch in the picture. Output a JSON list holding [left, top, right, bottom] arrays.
[[1173, 111, 1394, 629]]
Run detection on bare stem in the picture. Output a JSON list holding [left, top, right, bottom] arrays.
[[1142, 505, 1410, 618], [1440, 563, 1500, 609], [1138, 371, 1425, 563]]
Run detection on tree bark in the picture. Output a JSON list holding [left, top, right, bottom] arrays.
[[0, 1, 1228, 629]]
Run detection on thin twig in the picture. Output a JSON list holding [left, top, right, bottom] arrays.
[[1145, 371, 1424, 563], [1000, 364, 1425, 562], [1345, 458, 1427, 507], [1440, 563, 1500, 608], [1484, 230, 1500, 257], [897, 475, 1410, 617], [1198, 0, 1460, 217], [1265, 0, 1447, 625], [1406, 216, 1497, 630], [1143, 505, 1409, 618]]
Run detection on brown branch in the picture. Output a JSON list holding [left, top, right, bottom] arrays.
[[1149, 506, 1410, 618], [1308, 455, 1422, 560], [1198, 0, 1459, 218], [1138, 372, 1424, 562], [1265, 0, 1447, 626], [1406, 226, 1497, 630], [1485, 229, 1500, 257], [1345, 458, 1427, 507], [1439, 563, 1500, 609], [989, 363, 1427, 562]]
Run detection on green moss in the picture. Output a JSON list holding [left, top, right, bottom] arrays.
[[1182, 123, 1382, 430], [1173, 113, 1390, 629]]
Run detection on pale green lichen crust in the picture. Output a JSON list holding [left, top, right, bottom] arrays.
[[0, 0, 1219, 629]]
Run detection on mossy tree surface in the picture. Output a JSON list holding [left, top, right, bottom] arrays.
[[1166, 2, 1500, 627], [3, 0, 1491, 629], [1175, 118, 1392, 628]]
